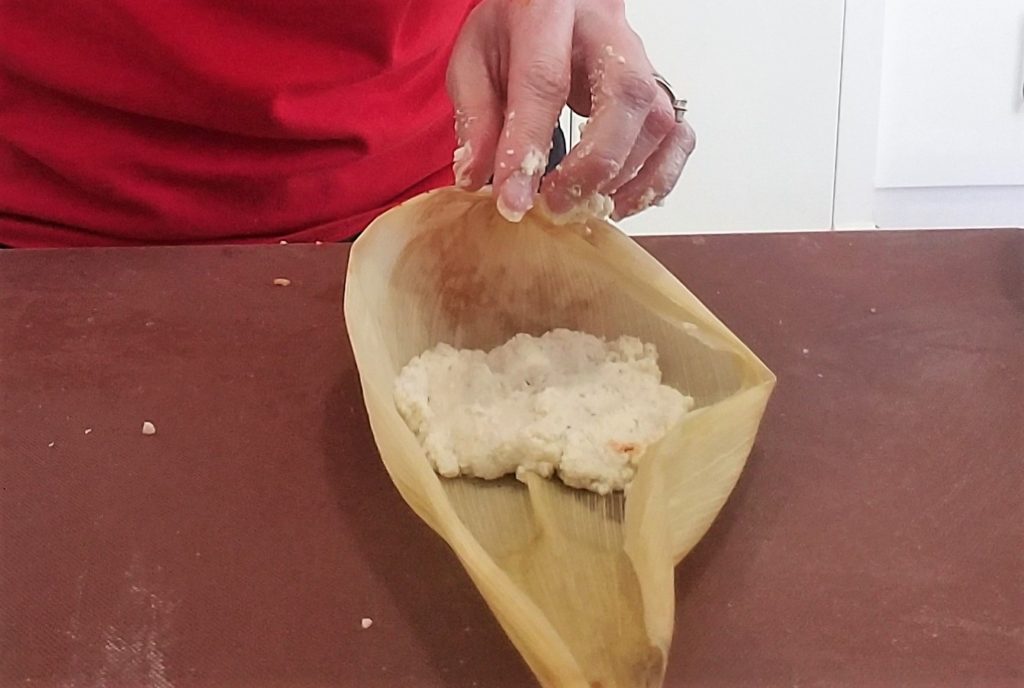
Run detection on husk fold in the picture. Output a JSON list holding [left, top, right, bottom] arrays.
[[344, 188, 775, 687]]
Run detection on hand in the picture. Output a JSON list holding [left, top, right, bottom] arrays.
[[447, 0, 695, 222]]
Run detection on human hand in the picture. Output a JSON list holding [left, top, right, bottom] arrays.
[[447, 0, 695, 222]]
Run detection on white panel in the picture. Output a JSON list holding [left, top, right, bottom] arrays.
[[874, 186, 1024, 229], [617, 0, 844, 235], [875, 0, 1024, 188], [833, 0, 886, 229]]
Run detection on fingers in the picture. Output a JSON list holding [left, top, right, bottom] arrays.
[[447, 0, 692, 223], [493, 1, 574, 221], [446, 8, 503, 191], [604, 100, 677, 191], [610, 119, 696, 220], [540, 42, 656, 214]]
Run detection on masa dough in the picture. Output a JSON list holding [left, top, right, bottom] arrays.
[[394, 329, 692, 494]]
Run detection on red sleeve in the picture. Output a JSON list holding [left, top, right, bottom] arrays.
[[0, 1, 478, 247]]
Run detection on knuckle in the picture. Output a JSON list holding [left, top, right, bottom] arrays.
[[523, 61, 570, 102], [646, 106, 677, 138], [614, 71, 658, 110]]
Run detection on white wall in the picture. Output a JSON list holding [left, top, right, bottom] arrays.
[[615, 0, 846, 235], [875, 1, 1024, 188], [835, 0, 1024, 230], [603, 0, 1024, 234]]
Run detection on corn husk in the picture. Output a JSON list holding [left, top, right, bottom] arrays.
[[343, 188, 775, 687]]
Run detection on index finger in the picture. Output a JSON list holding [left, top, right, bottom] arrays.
[[493, 1, 574, 222]]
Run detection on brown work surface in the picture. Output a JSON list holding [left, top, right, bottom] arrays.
[[2, 229, 1022, 687]]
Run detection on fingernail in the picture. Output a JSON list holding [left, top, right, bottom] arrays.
[[497, 172, 534, 223]]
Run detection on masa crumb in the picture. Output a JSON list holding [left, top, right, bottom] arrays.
[[542, 193, 615, 225], [273, 278, 291, 287], [361, 618, 373, 629], [142, 421, 157, 435], [519, 147, 548, 176]]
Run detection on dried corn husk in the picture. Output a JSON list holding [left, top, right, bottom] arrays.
[[344, 188, 775, 687]]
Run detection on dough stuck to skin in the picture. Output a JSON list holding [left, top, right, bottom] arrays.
[[394, 329, 693, 494]]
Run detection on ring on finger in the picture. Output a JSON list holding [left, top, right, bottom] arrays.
[[652, 72, 687, 123]]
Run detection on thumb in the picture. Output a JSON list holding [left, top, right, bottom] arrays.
[[446, 17, 503, 192]]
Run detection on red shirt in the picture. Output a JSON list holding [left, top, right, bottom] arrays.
[[0, 1, 473, 247]]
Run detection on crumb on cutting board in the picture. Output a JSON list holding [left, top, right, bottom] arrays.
[[142, 420, 156, 435], [273, 278, 291, 287], [361, 617, 373, 629]]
